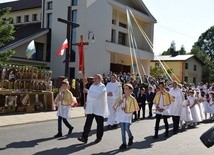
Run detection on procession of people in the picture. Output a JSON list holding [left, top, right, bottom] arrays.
[[54, 72, 214, 150]]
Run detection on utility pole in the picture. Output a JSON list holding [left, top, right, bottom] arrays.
[[58, 6, 79, 77]]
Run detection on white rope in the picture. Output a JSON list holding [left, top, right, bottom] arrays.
[[128, 9, 153, 50], [128, 8, 174, 82], [126, 7, 143, 83], [126, 7, 135, 74]]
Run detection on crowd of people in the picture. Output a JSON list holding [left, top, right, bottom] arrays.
[[53, 72, 214, 150]]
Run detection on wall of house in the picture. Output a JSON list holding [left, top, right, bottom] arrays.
[[3, 8, 42, 25], [184, 57, 202, 84], [150, 61, 183, 82]]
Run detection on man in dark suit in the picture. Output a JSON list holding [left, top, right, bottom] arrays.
[[137, 87, 147, 119], [146, 86, 155, 118]]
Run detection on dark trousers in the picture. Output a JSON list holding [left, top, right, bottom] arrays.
[[58, 116, 73, 133], [82, 114, 104, 140], [154, 114, 169, 136], [148, 102, 153, 117], [138, 103, 146, 119], [172, 115, 180, 133]]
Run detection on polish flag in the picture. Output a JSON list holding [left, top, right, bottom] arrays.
[[57, 39, 68, 56]]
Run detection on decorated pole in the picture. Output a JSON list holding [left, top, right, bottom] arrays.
[[74, 35, 88, 109]]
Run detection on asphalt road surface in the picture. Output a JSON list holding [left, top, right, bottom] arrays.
[[0, 116, 213, 155]]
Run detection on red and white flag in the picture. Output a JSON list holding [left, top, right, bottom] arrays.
[[57, 39, 68, 56]]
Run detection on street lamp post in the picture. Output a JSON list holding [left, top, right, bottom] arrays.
[[58, 6, 79, 78]]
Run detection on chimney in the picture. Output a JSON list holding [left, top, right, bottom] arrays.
[[171, 51, 178, 57]]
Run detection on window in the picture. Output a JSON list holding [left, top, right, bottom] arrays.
[[71, 0, 78, 6], [71, 10, 77, 22], [118, 32, 127, 46], [119, 22, 127, 28], [47, 13, 52, 28], [112, 19, 116, 25], [32, 14, 38, 21], [193, 77, 196, 84], [47, 1, 53, 10], [16, 16, 21, 23], [111, 29, 116, 43], [194, 65, 197, 71], [70, 10, 77, 62], [185, 63, 188, 69], [24, 15, 29, 22], [184, 76, 188, 82], [32, 42, 44, 61], [155, 62, 160, 67]]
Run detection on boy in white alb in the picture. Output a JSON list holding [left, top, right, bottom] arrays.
[[113, 83, 139, 150], [106, 74, 122, 129]]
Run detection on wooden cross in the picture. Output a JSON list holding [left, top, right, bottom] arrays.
[[73, 35, 89, 109]]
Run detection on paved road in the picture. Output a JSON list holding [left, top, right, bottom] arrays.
[[0, 116, 213, 155]]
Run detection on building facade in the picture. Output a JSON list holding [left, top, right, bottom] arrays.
[[151, 54, 204, 84], [1, 0, 156, 79]]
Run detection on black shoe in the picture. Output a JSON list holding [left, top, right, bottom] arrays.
[[153, 135, 158, 139], [94, 138, 101, 144], [54, 132, 62, 138], [165, 132, 169, 138], [119, 143, 127, 150], [77, 137, 87, 143], [112, 124, 118, 128], [67, 127, 74, 135], [107, 125, 112, 130], [128, 136, 133, 146]]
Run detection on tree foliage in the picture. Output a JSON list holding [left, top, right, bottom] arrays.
[[191, 26, 214, 83], [150, 66, 164, 79], [194, 26, 214, 61], [162, 41, 176, 55], [162, 41, 186, 55], [179, 45, 186, 55], [0, 7, 15, 62]]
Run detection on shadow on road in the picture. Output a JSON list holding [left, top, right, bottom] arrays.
[[0, 137, 55, 151]]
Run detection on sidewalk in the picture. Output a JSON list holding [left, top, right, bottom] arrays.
[[0, 107, 85, 127]]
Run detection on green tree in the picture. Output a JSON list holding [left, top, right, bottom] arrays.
[[162, 40, 176, 55], [179, 45, 186, 55], [195, 26, 214, 61], [192, 25, 214, 83], [150, 66, 164, 79], [0, 7, 15, 62]]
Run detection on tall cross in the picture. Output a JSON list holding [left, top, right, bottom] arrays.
[[58, 6, 79, 78]]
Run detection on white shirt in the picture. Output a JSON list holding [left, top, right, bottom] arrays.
[[115, 98, 133, 124], [85, 82, 109, 117], [169, 87, 184, 116], [155, 95, 170, 115]]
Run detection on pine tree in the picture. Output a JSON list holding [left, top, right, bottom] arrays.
[[0, 7, 15, 62]]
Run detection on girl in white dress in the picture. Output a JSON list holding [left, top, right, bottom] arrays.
[[201, 91, 211, 120], [195, 91, 205, 120], [208, 92, 214, 120], [188, 90, 202, 126], [180, 93, 193, 129]]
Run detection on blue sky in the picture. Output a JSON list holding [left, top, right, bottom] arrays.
[[143, 0, 214, 55]]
